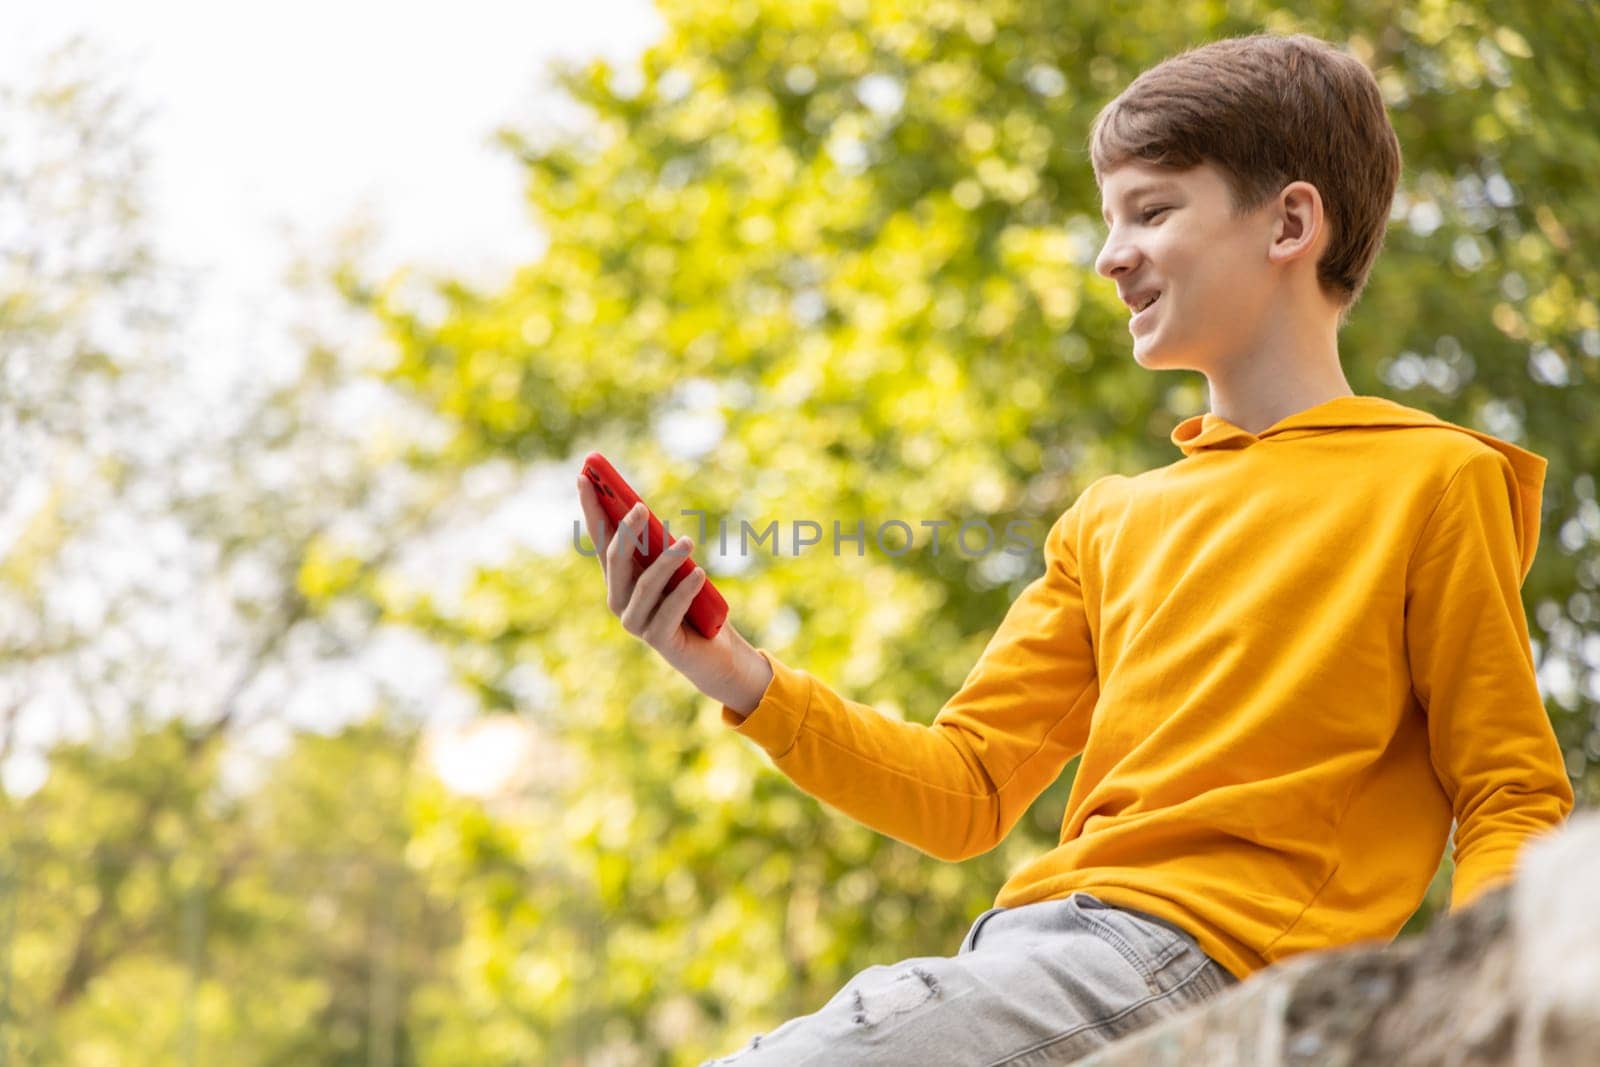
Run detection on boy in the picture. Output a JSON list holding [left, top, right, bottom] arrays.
[[576, 31, 1573, 1065]]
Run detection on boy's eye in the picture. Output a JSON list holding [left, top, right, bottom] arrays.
[[1140, 207, 1170, 223]]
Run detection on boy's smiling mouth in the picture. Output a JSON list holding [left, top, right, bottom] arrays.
[[1119, 286, 1162, 314], [1131, 291, 1162, 328]]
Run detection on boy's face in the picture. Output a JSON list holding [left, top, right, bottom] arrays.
[[1094, 159, 1284, 374]]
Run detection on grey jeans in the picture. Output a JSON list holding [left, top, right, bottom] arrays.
[[701, 892, 1240, 1066]]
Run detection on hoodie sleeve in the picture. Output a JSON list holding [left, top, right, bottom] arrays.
[[720, 496, 1101, 862], [1404, 449, 1574, 911]]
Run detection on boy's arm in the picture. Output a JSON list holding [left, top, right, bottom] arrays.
[[721, 498, 1100, 862], [1404, 450, 1574, 911]]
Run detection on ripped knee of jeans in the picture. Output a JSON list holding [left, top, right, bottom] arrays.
[[850, 966, 942, 1028]]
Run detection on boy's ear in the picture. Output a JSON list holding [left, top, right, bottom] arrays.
[[1266, 180, 1327, 266]]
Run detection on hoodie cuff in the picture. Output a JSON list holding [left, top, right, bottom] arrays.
[[720, 648, 812, 758]]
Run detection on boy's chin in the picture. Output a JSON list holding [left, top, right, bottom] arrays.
[[1132, 336, 1208, 374], [1131, 336, 1178, 370]]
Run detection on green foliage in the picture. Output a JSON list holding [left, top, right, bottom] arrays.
[[1, 717, 458, 1065]]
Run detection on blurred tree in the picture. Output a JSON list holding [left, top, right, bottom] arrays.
[[348, 0, 1598, 1062], [0, 37, 467, 1065], [5, 717, 462, 1065]]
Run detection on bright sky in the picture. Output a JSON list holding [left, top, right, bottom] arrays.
[[0, 0, 663, 391]]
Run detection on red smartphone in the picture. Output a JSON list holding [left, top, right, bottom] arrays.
[[580, 451, 730, 640]]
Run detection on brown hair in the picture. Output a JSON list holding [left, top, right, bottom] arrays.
[[1087, 32, 1401, 327]]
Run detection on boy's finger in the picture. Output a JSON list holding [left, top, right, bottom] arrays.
[[627, 530, 686, 614], [618, 526, 685, 634], [638, 537, 694, 599], [605, 505, 650, 613], [644, 565, 707, 643]]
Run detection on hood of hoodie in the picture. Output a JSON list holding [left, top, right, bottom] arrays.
[[1170, 394, 1547, 580]]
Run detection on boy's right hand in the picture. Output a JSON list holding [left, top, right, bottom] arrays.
[[576, 476, 773, 716]]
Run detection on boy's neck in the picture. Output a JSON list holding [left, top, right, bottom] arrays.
[[1206, 375, 1356, 437], [1203, 295, 1354, 436]]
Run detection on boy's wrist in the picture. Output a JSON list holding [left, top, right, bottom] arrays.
[[722, 643, 775, 717]]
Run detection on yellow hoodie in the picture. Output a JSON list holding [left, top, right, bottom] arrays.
[[720, 394, 1574, 982]]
